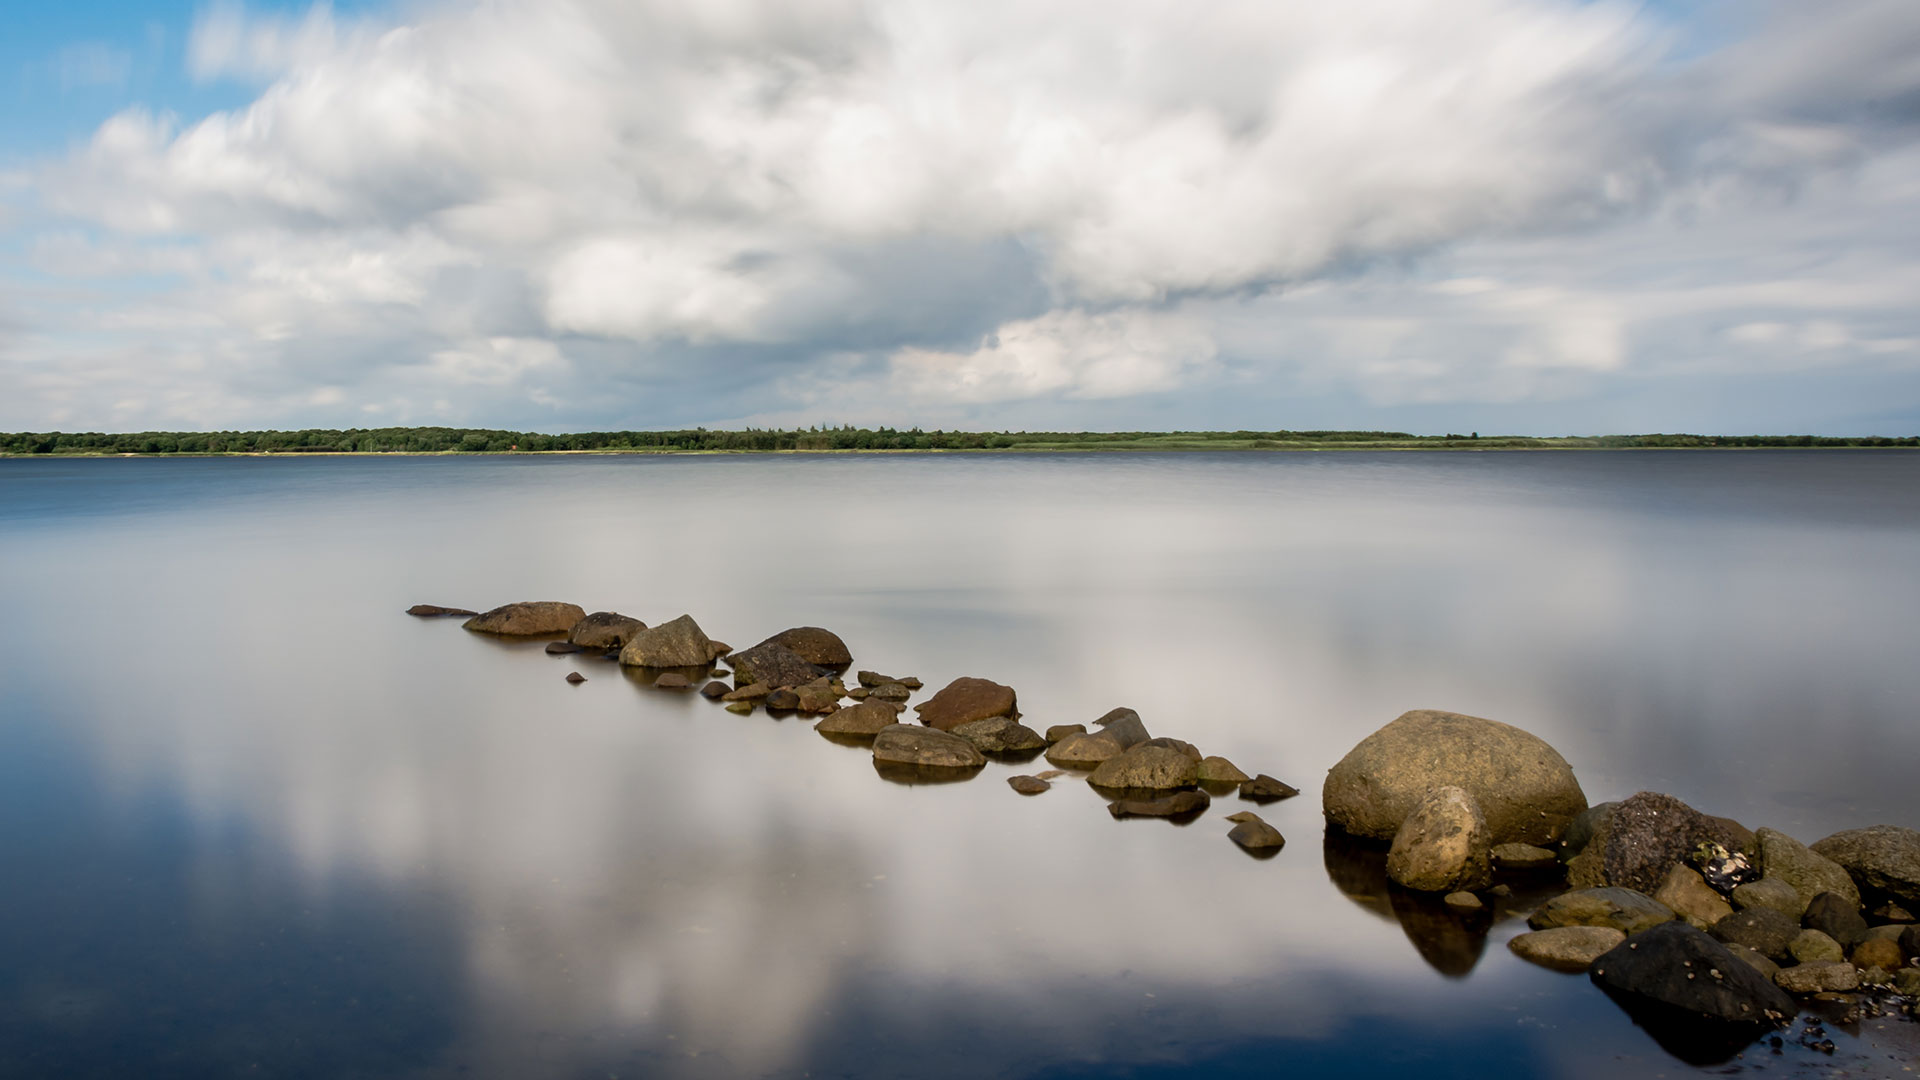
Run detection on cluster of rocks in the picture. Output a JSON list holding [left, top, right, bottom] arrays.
[[416, 600, 1302, 856], [1319, 707, 1920, 1054]]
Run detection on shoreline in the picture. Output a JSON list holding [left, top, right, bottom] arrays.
[[5, 444, 1919, 459]]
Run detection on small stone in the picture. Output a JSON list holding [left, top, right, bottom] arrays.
[[1871, 901, 1915, 922], [871, 724, 986, 770], [1239, 774, 1299, 802], [653, 672, 692, 689], [856, 670, 895, 687], [1444, 891, 1483, 912], [900, 677, 922, 689], [815, 700, 904, 737], [567, 611, 646, 650], [1858, 966, 1893, 986], [1107, 790, 1210, 819], [564, 672, 586, 685], [725, 701, 753, 715], [1034, 770, 1066, 781], [1788, 929, 1844, 964], [1224, 811, 1261, 824], [1851, 937, 1903, 972], [407, 604, 477, 617], [1773, 961, 1859, 995], [913, 677, 1018, 731], [1508, 926, 1625, 972], [952, 717, 1047, 753], [870, 683, 912, 702], [1196, 756, 1250, 784], [791, 677, 842, 714], [1140, 736, 1200, 760], [1044, 729, 1123, 769], [765, 689, 800, 710], [722, 682, 772, 701], [700, 681, 729, 698], [1044, 724, 1086, 744], [1008, 775, 1050, 795], [1803, 891, 1869, 950], [847, 687, 871, 699], [1089, 745, 1200, 792], [545, 641, 584, 654], [1730, 877, 1804, 918], [1493, 843, 1561, 870], [709, 668, 729, 678], [1226, 813, 1284, 851], [1653, 864, 1735, 930]]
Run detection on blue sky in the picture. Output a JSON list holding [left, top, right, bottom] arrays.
[[2, 0, 1917, 435]]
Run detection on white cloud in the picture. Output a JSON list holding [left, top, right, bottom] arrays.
[[889, 308, 1217, 404]]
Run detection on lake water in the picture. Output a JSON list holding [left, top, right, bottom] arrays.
[[2, 451, 1917, 1079]]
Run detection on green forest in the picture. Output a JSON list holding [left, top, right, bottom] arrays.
[[1, 427, 1915, 456]]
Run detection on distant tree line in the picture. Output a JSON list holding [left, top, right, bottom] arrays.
[[0, 426, 1913, 455]]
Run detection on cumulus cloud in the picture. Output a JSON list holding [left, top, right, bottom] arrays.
[[5, 0, 1920, 430]]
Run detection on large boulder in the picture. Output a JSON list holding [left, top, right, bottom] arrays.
[[618, 614, 714, 667], [914, 677, 1018, 732], [1386, 785, 1492, 893], [815, 699, 904, 738], [1528, 887, 1675, 935], [1566, 791, 1744, 894], [728, 642, 826, 689], [1754, 828, 1860, 911], [871, 725, 985, 770], [1321, 709, 1586, 846], [1588, 922, 1796, 1026], [463, 601, 586, 636], [1044, 730, 1123, 769], [1810, 825, 1920, 908], [1508, 926, 1626, 973], [746, 627, 852, 667], [568, 611, 646, 649], [1087, 745, 1200, 792]]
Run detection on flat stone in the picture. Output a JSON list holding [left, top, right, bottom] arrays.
[[1773, 961, 1859, 995], [653, 672, 691, 689], [1653, 864, 1735, 930], [463, 601, 587, 636], [1509, 926, 1625, 972], [815, 700, 903, 737], [1709, 908, 1800, 962], [1239, 775, 1299, 802], [1730, 877, 1804, 919], [1008, 775, 1050, 795], [1493, 843, 1561, 870], [619, 614, 714, 667], [1387, 785, 1493, 893], [1227, 814, 1285, 851], [1528, 887, 1676, 935], [1107, 790, 1210, 819], [407, 604, 477, 617], [1589, 922, 1795, 1025], [1444, 891, 1483, 912], [545, 641, 584, 654], [952, 717, 1047, 753], [1811, 825, 1920, 909], [564, 672, 585, 685], [871, 724, 986, 770], [1044, 724, 1086, 744], [914, 677, 1018, 731], [1756, 827, 1860, 911], [1034, 770, 1066, 781], [870, 683, 912, 702], [1044, 729, 1123, 769], [724, 701, 753, 715], [856, 670, 896, 687], [722, 682, 771, 701], [568, 611, 646, 649], [1088, 745, 1200, 792]]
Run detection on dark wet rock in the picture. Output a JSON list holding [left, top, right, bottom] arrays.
[[872, 724, 985, 770], [1044, 729, 1123, 769], [1528, 887, 1676, 935], [1722, 942, 1778, 979], [1810, 825, 1920, 908], [1851, 936, 1903, 972], [1654, 865, 1735, 931], [727, 642, 826, 690], [700, 681, 729, 699], [1509, 926, 1625, 972], [1226, 812, 1285, 852], [914, 677, 1018, 731], [1239, 774, 1299, 803], [1788, 929, 1844, 964], [1902, 924, 1920, 958], [1387, 785, 1492, 893], [1044, 724, 1086, 745], [564, 671, 586, 685], [1107, 790, 1210, 820], [1731, 877, 1803, 918], [724, 701, 753, 715], [619, 614, 714, 667], [568, 611, 646, 649], [952, 717, 1046, 754], [1322, 709, 1587, 846], [407, 604, 477, 617], [1567, 792, 1745, 895], [544, 641, 584, 654], [1803, 891, 1869, 950], [790, 678, 842, 714], [1493, 843, 1560, 871], [869, 683, 912, 702], [722, 682, 771, 701], [1196, 756, 1249, 784], [1140, 737, 1200, 761], [815, 699, 903, 738], [1774, 961, 1859, 995], [1444, 891, 1484, 912], [764, 689, 800, 710], [1091, 707, 1149, 749], [1709, 908, 1800, 962], [1755, 828, 1860, 911], [749, 626, 851, 667], [1008, 775, 1050, 795], [1589, 922, 1796, 1029], [653, 672, 692, 690], [463, 601, 587, 636], [1088, 744, 1200, 792], [1560, 802, 1615, 860]]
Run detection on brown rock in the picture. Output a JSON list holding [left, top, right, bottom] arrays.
[[871, 724, 985, 770], [700, 681, 729, 698], [751, 626, 852, 666], [1044, 724, 1086, 744], [1044, 730, 1123, 769], [869, 682, 913, 702], [1240, 775, 1299, 802], [1226, 813, 1285, 851], [1197, 756, 1249, 784], [564, 672, 586, 685], [1140, 737, 1200, 761], [722, 682, 771, 701], [1774, 961, 1859, 994], [914, 677, 1018, 731], [727, 642, 826, 689], [618, 614, 714, 667], [1386, 785, 1493, 893], [1034, 770, 1066, 781], [545, 641, 584, 654], [1107, 790, 1210, 819], [653, 672, 692, 689], [1508, 926, 1625, 972], [1492, 843, 1560, 870], [952, 717, 1046, 753], [1088, 745, 1200, 792], [764, 689, 800, 710], [1654, 864, 1736, 930], [1567, 791, 1746, 895], [815, 699, 903, 737], [1008, 775, 1050, 795], [1852, 937, 1903, 972], [1091, 708, 1150, 749], [1444, 891, 1484, 912], [463, 601, 587, 636], [790, 678, 842, 714], [407, 604, 477, 617], [568, 611, 647, 649]]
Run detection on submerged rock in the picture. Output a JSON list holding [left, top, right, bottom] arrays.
[[724, 701, 753, 715], [1008, 775, 1050, 795], [407, 604, 477, 617], [1239, 774, 1299, 803], [1088, 744, 1200, 792], [1387, 786, 1492, 893], [1509, 926, 1626, 972], [1755, 828, 1860, 911], [1107, 790, 1210, 820], [1444, 891, 1484, 913], [545, 641, 584, 654], [619, 614, 714, 667], [653, 672, 692, 689], [1322, 709, 1586, 846], [1528, 887, 1676, 935], [914, 677, 1018, 731], [1588, 922, 1795, 1026], [463, 601, 587, 636], [568, 611, 646, 650], [1810, 825, 1920, 908], [751, 626, 852, 666], [728, 642, 826, 690], [871, 725, 985, 770]]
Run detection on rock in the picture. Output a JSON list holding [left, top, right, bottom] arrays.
[[1567, 792, 1746, 895], [653, 672, 691, 689], [1853, 937, 1903, 971], [706, 640, 732, 659], [1226, 813, 1285, 852], [1322, 709, 1587, 846], [1196, 756, 1250, 784], [709, 667, 730, 678], [1140, 737, 1201, 761], [1091, 707, 1149, 749], [564, 672, 586, 685], [407, 604, 477, 617], [1008, 775, 1050, 795], [1509, 926, 1626, 972], [1730, 877, 1804, 919], [1773, 961, 1859, 995], [1872, 901, 1915, 922], [463, 601, 587, 636], [871, 725, 985, 770], [1897, 968, 1920, 996], [749, 626, 851, 666], [1903, 924, 1920, 958], [700, 681, 729, 698], [1755, 828, 1860, 911], [1788, 929, 1844, 964], [545, 641, 584, 654], [900, 677, 923, 690], [1387, 786, 1493, 893], [815, 700, 903, 737], [1044, 730, 1124, 769], [790, 678, 842, 713], [1445, 891, 1484, 912], [1722, 943, 1779, 980], [727, 642, 825, 690], [1087, 745, 1200, 792], [1528, 888, 1676, 935], [914, 677, 1018, 731], [1107, 790, 1210, 819], [846, 687, 870, 699], [1044, 724, 1086, 744], [1858, 923, 1906, 944], [1589, 922, 1796, 1026], [951, 717, 1047, 754], [568, 611, 646, 649], [722, 682, 771, 701], [1653, 865, 1735, 931], [1239, 775, 1299, 803], [1709, 908, 1800, 962], [724, 701, 753, 715], [1690, 841, 1759, 894], [1810, 825, 1920, 908], [764, 689, 800, 710], [1034, 770, 1066, 781], [618, 614, 714, 667], [869, 683, 912, 702], [1803, 891, 1869, 949], [1493, 843, 1560, 871], [1560, 802, 1615, 859], [856, 671, 895, 687]]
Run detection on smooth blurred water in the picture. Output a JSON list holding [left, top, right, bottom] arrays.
[[1, 451, 1916, 1079]]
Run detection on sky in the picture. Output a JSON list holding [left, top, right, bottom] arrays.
[[1, 0, 1918, 436]]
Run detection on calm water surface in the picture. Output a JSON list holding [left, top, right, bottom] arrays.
[[2, 451, 1917, 1079]]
